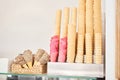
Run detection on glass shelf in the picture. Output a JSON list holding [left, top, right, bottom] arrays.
[[0, 73, 97, 80]]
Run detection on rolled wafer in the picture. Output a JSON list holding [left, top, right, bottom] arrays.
[[78, 0, 86, 35], [55, 10, 62, 36], [76, 35, 84, 63], [94, 55, 103, 64], [75, 0, 85, 63], [67, 8, 77, 63], [94, 0, 102, 33], [94, 33, 102, 61], [85, 33, 93, 63], [61, 7, 70, 38], [34, 49, 45, 66], [23, 50, 33, 68], [86, 0, 93, 34], [84, 56, 93, 63], [71, 7, 77, 26], [85, 0, 93, 64], [67, 24, 76, 63], [94, 0, 103, 64]]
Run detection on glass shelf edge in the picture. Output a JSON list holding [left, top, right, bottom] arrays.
[[0, 72, 97, 79]]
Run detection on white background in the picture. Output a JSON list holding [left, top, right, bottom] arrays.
[[0, 0, 78, 59]]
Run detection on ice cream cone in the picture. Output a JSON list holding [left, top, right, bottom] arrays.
[[14, 54, 28, 68], [39, 52, 49, 65], [27, 61, 32, 69], [23, 50, 33, 68], [34, 49, 45, 66], [23, 64, 28, 69]]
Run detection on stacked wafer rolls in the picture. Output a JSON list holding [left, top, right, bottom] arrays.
[[75, 0, 86, 63], [55, 10, 62, 36], [58, 8, 69, 62], [67, 8, 77, 63], [50, 10, 62, 62], [94, 0, 103, 64], [61, 8, 70, 38], [50, 0, 103, 64], [85, 0, 93, 64]]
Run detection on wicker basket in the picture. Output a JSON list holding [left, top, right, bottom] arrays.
[[11, 63, 47, 74]]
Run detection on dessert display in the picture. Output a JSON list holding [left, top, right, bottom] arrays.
[[50, 0, 103, 64], [11, 49, 49, 74], [48, 0, 104, 77], [0, 0, 104, 78]]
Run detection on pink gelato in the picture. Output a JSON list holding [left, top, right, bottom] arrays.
[[58, 37, 67, 62], [50, 35, 59, 62]]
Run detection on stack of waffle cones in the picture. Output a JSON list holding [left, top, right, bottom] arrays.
[[75, 0, 85, 63], [50, 0, 103, 64], [94, 0, 103, 64], [11, 49, 49, 74]]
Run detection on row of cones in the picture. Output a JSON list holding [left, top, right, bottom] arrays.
[[11, 49, 49, 74], [50, 0, 103, 64]]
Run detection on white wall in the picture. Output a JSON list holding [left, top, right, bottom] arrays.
[[0, 0, 78, 59], [106, 0, 116, 80]]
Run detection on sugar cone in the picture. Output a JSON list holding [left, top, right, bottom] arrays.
[[27, 62, 32, 69], [85, 33, 93, 63], [67, 24, 76, 63], [23, 64, 28, 69]]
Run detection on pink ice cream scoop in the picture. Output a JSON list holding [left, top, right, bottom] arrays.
[[58, 37, 67, 62], [50, 35, 59, 62]]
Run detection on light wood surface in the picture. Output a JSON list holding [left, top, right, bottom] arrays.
[[55, 10, 62, 35], [116, 0, 120, 78]]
